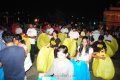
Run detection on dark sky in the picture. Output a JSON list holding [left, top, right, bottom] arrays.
[[0, 0, 119, 20]]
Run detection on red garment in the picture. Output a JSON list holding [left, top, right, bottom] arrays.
[[53, 25, 61, 32], [41, 26, 47, 32], [12, 24, 17, 34]]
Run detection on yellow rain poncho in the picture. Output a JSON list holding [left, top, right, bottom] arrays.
[[105, 41, 114, 57], [111, 37, 118, 53], [105, 37, 118, 57], [36, 46, 54, 73], [37, 33, 50, 49], [63, 38, 77, 58], [58, 32, 67, 44], [77, 38, 82, 46], [21, 34, 31, 53], [92, 50, 115, 80]]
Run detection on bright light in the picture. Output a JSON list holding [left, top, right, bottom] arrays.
[[93, 22, 96, 25], [34, 19, 38, 22]]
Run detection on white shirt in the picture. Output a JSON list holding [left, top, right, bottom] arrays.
[[46, 28, 54, 35], [78, 47, 93, 61], [26, 28, 37, 44], [92, 30, 100, 41], [47, 58, 74, 80], [15, 27, 23, 34], [68, 30, 79, 39], [104, 35, 112, 42], [61, 28, 69, 33]]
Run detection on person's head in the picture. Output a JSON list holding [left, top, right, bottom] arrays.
[[13, 34, 22, 45], [80, 31, 85, 37], [2, 31, 14, 43], [72, 27, 76, 31], [98, 35, 104, 42], [105, 30, 110, 36], [82, 36, 89, 47], [47, 24, 51, 29], [79, 36, 89, 53], [56, 45, 69, 59], [28, 23, 33, 28], [89, 36, 94, 46], [86, 29, 92, 37], [52, 30, 58, 38]]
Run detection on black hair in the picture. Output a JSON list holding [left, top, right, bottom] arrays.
[[89, 36, 94, 42], [53, 30, 58, 34], [105, 30, 110, 34], [2, 31, 14, 43], [14, 34, 22, 41], [58, 45, 68, 54], [20, 40, 25, 44], [54, 45, 70, 59], [14, 34, 25, 44], [98, 35, 104, 41], [79, 36, 90, 54]]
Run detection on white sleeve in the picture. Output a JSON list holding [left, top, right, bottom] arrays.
[[89, 48, 93, 55], [77, 32, 80, 38], [109, 35, 112, 41], [34, 29, 37, 36], [77, 46, 80, 52], [26, 29, 30, 36]]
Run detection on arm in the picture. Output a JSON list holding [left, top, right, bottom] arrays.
[[87, 48, 93, 63]]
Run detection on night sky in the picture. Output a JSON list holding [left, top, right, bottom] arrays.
[[0, 0, 119, 20]]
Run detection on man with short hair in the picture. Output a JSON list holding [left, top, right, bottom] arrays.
[[0, 32, 26, 80]]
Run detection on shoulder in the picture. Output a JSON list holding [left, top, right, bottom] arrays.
[[12, 46, 25, 51], [56, 38, 61, 41], [89, 47, 93, 51]]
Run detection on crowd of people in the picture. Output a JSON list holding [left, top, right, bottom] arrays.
[[0, 22, 119, 80]]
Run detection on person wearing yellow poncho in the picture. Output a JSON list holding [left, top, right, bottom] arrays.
[[104, 30, 118, 57], [47, 30, 61, 58], [49, 30, 61, 48], [37, 33, 50, 49], [58, 32, 67, 44], [92, 35, 115, 80]]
